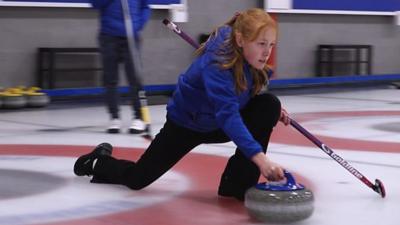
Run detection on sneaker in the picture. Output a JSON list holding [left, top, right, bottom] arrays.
[[73, 142, 113, 176], [107, 119, 121, 134], [129, 119, 146, 134]]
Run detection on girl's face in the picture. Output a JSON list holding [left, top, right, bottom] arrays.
[[236, 28, 276, 70]]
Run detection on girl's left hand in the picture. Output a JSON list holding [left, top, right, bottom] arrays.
[[279, 108, 290, 125]]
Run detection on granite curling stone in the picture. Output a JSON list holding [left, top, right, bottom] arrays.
[[25, 87, 50, 107], [1, 88, 27, 109], [245, 171, 314, 223]]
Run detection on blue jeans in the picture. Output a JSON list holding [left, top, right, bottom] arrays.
[[99, 33, 142, 119]]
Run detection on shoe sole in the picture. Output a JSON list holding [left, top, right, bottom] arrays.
[[129, 129, 145, 134], [73, 143, 113, 176], [73, 155, 92, 176], [107, 128, 120, 134], [95, 143, 113, 155]]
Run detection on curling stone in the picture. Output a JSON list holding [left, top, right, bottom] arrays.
[[0, 87, 3, 108], [1, 89, 27, 109], [245, 171, 314, 223], [390, 82, 400, 89], [25, 87, 50, 107]]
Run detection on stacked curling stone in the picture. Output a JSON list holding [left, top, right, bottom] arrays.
[[0, 86, 49, 109], [1, 87, 27, 109], [245, 171, 314, 223], [24, 86, 50, 107], [0, 88, 2, 108]]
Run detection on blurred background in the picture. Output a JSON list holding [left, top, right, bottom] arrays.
[[0, 0, 399, 97]]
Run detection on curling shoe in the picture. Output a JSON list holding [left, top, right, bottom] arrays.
[[73, 142, 113, 176], [107, 119, 121, 134], [129, 119, 146, 134]]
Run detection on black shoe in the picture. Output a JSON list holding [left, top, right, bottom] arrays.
[[73, 142, 113, 176]]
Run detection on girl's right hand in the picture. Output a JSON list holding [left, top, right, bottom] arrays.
[[251, 152, 284, 182], [260, 160, 285, 182]]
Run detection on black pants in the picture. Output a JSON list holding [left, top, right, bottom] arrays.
[[93, 93, 281, 199], [99, 34, 142, 119]]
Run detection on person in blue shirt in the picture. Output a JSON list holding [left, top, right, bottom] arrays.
[[91, 0, 151, 133], [74, 8, 290, 201]]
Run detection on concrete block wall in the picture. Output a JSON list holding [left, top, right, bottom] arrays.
[[0, 0, 399, 89]]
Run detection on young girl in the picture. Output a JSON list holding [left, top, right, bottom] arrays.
[[74, 8, 290, 201]]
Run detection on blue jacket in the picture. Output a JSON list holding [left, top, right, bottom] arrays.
[[90, 0, 151, 37], [167, 26, 264, 159]]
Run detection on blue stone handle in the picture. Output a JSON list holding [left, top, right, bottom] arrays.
[[284, 170, 296, 186]]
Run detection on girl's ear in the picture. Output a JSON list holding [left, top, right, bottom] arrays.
[[235, 32, 244, 47]]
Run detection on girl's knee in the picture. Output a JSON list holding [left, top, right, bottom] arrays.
[[127, 181, 150, 190], [241, 93, 282, 137], [253, 94, 282, 122], [258, 93, 281, 111], [124, 173, 153, 190]]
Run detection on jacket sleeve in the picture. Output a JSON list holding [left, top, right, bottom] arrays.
[[203, 64, 263, 159], [135, 0, 151, 32]]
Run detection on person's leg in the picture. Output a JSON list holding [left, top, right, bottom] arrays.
[[218, 93, 282, 201], [100, 34, 121, 120], [122, 37, 143, 121], [91, 119, 204, 190]]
